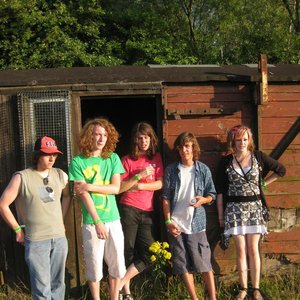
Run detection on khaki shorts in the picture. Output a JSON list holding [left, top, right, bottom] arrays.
[[82, 220, 126, 282]]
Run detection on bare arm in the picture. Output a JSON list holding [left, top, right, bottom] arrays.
[[0, 174, 25, 243], [135, 177, 163, 192], [162, 197, 181, 237], [119, 165, 155, 193], [264, 173, 280, 186], [192, 194, 213, 207], [74, 173, 122, 240], [61, 183, 71, 220], [75, 173, 121, 195]]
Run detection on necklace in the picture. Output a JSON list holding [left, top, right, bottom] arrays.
[[234, 151, 250, 164]]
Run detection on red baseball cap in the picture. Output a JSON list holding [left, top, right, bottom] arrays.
[[34, 136, 63, 155]]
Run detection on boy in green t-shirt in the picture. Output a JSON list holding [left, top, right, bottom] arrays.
[[69, 118, 126, 300]]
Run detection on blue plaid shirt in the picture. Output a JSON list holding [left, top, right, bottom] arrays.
[[162, 160, 216, 233]]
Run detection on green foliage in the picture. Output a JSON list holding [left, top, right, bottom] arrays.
[[0, 0, 299, 69], [0, 0, 122, 69]]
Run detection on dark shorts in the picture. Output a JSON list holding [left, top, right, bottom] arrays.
[[168, 231, 212, 274]]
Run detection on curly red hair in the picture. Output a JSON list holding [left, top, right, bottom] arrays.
[[79, 118, 119, 158]]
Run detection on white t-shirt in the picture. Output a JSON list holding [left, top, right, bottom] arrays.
[[171, 163, 195, 234]]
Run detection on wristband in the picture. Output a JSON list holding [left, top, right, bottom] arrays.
[[93, 219, 101, 225], [262, 180, 267, 191], [13, 226, 22, 232], [134, 174, 141, 181], [165, 219, 172, 225]]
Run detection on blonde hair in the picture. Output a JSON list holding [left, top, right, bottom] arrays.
[[79, 118, 119, 158], [227, 125, 255, 154]]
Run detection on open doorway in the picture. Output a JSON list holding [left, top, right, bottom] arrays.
[[80, 95, 162, 158], [80, 94, 164, 240]]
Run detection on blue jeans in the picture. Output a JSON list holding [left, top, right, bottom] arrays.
[[25, 237, 68, 300]]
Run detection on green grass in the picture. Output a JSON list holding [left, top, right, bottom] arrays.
[[1, 265, 300, 299]]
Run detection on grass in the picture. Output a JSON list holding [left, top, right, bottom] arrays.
[[1, 265, 300, 299]]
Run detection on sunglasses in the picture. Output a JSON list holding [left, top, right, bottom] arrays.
[[43, 177, 53, 193]]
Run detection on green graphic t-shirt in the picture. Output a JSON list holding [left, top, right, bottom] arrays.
[[69, 152, 124, 224]]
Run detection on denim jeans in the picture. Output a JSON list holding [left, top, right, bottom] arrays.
[[120, 205, 154, 272], [25, 237, 68, 300]]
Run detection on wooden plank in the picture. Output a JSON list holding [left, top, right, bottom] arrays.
[[260, 102, 300, 117], [276, 151, 300, 165], [267, 194, 300, 208], [166, 93, 251, 103], [167, 101, 253, 112], [264, 228, 300, 241], [269, 85, 300, 93], [261, 117, 300, 134], [269, 93, 300, 101], [164, 84, 250, 94], [262, 240, 300, 253], [261, 133, 300, 150], [264, 181, 300, 194], [166, 119, 253, 136]]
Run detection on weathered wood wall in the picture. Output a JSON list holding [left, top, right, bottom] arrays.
[[0, 65, 299, 295], [162, 82, 300, 274], [259, 85, 300, 265]]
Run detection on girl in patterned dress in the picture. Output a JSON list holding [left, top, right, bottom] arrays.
[[216, 125, 286, 300]]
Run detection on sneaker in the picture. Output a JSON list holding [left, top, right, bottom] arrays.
[[123, 294, 134, 300]]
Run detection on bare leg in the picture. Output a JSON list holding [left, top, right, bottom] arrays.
[[246, 234, 261, 288], [233, 235, 248, 289], [202, 271, 217, 300], [120, 263, 140, 295], [109, 276, 122, 300], [247, 234, 264, 299], [182, 272, 198, 300], [88, 281, 100, 300]]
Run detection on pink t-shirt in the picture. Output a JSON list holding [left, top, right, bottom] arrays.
[[120, 153, 164, 211]]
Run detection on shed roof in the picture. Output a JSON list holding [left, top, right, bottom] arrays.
[[0, 64, 299, 88]]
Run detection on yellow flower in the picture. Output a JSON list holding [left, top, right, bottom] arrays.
[[162, 242, 169, 249], [149, 241, 161, 253], [150, 255, 157, 262], [164, 252, 172, 260]]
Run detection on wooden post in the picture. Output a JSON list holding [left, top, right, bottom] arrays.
[[259, 54, 269, 104]]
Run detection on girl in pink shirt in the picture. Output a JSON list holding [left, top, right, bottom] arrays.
[[118, 122, 163, 300]]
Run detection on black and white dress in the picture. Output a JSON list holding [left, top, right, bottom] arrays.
[[224, 155, 267, 237]]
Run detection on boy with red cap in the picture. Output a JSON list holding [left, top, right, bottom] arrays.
[[0, 136, 70, 300]]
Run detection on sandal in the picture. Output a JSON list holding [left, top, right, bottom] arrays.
[[253, 288, 264, 300], [235, 287, 248, 300]]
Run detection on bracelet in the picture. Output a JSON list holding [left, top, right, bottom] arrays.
[[165, 219, 172, 225], [13, 226, 22, 232], [93, 219, 101, 225], [134, 174, 141, 181]]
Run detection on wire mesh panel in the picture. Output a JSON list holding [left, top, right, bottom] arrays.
[[17, 90, 72, 171]]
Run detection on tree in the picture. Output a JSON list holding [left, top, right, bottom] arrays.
[[0, 0, 123, 69], [0, 0, 299, 69], [282, 0, 300, 33]]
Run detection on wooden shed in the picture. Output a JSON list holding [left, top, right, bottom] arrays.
[[0, 57, 299, 295]]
